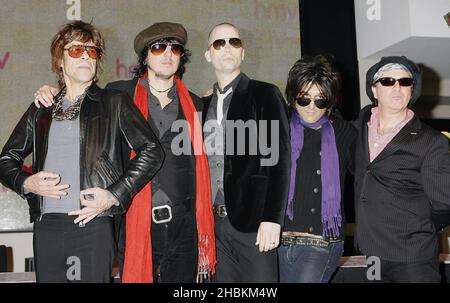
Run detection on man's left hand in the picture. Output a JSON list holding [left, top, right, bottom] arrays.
[[255, 222, 281, 252], [68, 187, 118, 225]]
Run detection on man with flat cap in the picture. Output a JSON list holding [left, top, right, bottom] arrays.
[[353, 56, 450, 282], [33, 22, 216, 283]]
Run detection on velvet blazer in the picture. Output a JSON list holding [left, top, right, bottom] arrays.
[[203, 74, 291, 232]]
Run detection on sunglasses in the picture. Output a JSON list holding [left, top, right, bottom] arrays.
[[209, 38, 242, 50], [149, 43, 185, 56], [64, 45, 101, 59], [295, 97, 330, 109], [374, 77, 414, 87]]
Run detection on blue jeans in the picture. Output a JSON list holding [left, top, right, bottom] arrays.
[[278, 241, 344, 283]]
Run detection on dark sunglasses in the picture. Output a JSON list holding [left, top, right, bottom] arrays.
[[149, 43, 184, 56], [295, 97, 330, 109], [374, 77, 414, 87], [64, 45, 101, 59], [209, 38, 242, 50]]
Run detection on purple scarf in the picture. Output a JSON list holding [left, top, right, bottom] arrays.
[[287, 110, 342, 238]]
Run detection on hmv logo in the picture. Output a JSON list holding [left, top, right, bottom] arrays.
[[0, 52, 11, 70]]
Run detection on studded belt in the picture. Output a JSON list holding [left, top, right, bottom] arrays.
[[281, 231, 340, 248]]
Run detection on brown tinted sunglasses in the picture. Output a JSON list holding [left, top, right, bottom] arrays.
[[64, 45, 101, 59], [149, 43, 185, 56]]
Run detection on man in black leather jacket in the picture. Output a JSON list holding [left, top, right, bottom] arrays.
[[31, 22, 216, 283], [0, 21, 163, 282]]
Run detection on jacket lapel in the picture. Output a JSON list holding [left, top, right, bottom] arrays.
[[360, 106, 372, 166], [371, 115, 422, 164], [35, 107, 52, 171], [226, 74, 251, 122], [202, 95, 212, 126]]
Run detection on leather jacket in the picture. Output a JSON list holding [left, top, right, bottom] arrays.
[[0, 83, 164, 222]]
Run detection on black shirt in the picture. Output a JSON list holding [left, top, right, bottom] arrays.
[[284, 127, 323, 234], [145, 80, 179, 138], [283, 117, 357, 239]]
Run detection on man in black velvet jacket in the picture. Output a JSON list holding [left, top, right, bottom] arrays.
[[202, 23, 290, 282]]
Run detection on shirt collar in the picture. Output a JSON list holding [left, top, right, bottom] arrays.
[[213, 72, 243, 95]]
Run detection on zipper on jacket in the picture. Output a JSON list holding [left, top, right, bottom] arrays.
[[32, 109, 44, 222]]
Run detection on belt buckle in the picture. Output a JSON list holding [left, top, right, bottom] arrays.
[[152, 205, 172, 224], [215, 205, 227, 217]]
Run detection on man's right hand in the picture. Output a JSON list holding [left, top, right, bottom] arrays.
[[23, 171, 70, 199], [33, 85, 58, 108]]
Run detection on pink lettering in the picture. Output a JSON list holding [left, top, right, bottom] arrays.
[[0, 52, 11, 70], [254, 0, 298, 22], [116, 58, 137, 79]]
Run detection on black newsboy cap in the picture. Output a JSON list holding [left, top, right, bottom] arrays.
[[366, 56, 422, 104], [134, 22, 187, 54]]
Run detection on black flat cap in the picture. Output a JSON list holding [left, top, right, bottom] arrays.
[[134, 22, 187, 54], [366, 56, 422, 104]]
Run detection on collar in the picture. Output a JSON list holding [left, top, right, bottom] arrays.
[[54, 82, 102, 103], [141, 77, 177, 99], [213, 72, 242, 95], [85, 82, 102, 102], [368, 107, 415, 136]]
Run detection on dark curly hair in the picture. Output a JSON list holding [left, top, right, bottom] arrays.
[[285, 54, 341, 114], [132, 38, 191, 79]]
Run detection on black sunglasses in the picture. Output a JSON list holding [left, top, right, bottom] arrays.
[[149, 42, 184, 56], [295, 97, 330, 109], [374, 77, 414, 87], [209, 38, 242, 50]]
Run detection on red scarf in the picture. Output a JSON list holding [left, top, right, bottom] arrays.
[[122, 72, 216, 283]]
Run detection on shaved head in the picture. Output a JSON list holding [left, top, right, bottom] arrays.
[[207, 23, 241, 46]]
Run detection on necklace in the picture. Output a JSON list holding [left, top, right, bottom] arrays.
[[148, 78, 173, 93], [52, 86, 87, 121]]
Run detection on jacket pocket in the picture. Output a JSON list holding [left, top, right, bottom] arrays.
[[96, 152, 121, 186], [386, 196, 420, 218]]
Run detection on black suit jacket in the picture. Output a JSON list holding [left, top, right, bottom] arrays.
[[354, 105, 450, 262], [203, 74, 291, 232]]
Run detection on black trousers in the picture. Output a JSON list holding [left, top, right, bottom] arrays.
[[212, 215, 278, 283], [379, 258, 442, 283], [115, 208, 198, 283], [151, 209, 198, 283], [33, 213, 115, 283]]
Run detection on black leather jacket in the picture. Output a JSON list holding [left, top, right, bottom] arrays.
[[0, 83, 164, 222]]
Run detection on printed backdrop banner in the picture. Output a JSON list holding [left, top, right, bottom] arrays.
[[0, 0, 300, 231]]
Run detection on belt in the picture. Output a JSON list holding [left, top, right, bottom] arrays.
[[152, 203, 188, 224], [281, 231, 340, 248], [213, 205, 227, 217]]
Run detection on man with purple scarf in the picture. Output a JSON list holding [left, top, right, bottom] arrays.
[[279, 55, 357, 282]]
